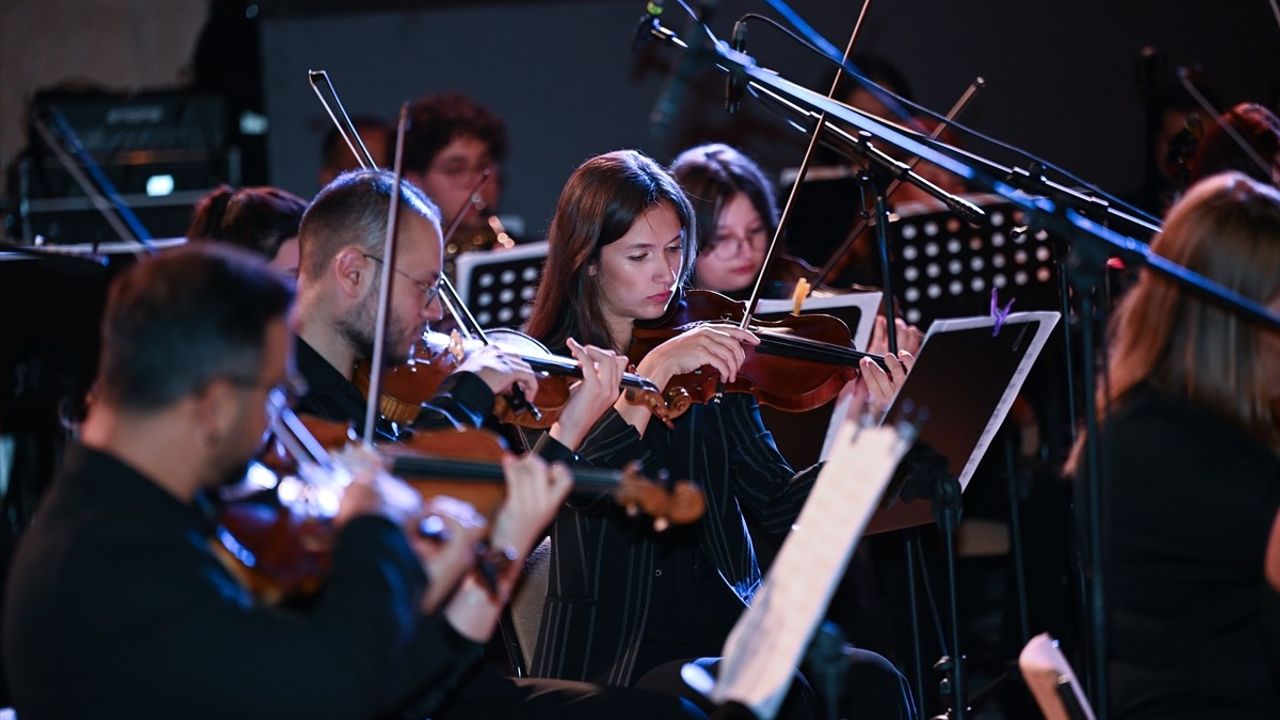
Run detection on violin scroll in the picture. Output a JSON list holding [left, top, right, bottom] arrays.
[[612, 463, 707, 532]]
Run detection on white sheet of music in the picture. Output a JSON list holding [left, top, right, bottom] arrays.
[[754, 290, 883, 352], [709, 418, 912, 718]]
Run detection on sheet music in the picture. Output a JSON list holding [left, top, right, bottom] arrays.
[[710, 419, 913, 718], [755, 290, 883, 352]]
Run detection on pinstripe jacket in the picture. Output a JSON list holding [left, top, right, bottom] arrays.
[[527, 392, 821, 686]]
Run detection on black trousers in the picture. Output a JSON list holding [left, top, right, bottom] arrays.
[[434, 665, 708, 719], [633, 652, 915, 720]]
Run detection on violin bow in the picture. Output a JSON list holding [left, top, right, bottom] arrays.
[[810, 77, 986, 291], [361, 102, 410, 447], [738, 0, 873, 331], [308, 70, 541, 425]]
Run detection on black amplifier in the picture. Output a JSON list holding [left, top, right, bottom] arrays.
[[15, 89, 238, 244]]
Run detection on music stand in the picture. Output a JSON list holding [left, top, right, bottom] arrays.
[[859, 310, 1059, 533], [452, 240, 549, 329], [890, 195, 1061, 327], [866, 310, 1060, 719]]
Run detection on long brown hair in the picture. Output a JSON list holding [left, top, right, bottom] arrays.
[[1068, 171, 1280, 471], [525, 150, 696, 351]]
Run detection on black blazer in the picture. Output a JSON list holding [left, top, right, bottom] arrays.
[[525, 392, 820, 685]]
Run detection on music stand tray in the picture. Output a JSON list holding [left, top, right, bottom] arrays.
[[453, 240, 549, 329], [891, 194, 1062, 327], [866, 310, 1060, 534]]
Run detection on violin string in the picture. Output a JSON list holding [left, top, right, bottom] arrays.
[[754, 331, 877, 365]]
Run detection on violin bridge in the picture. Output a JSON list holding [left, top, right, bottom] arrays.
[[447, 330, 466, 362]]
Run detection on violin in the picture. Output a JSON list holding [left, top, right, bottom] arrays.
[[218, 398, 706, 604], [354, 329, 671, 429], [627, 288, 887, 418]]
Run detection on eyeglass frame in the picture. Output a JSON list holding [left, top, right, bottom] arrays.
[[704, 226, 769, 260], [361, 253, 442, 309], [426, 158, 498, 189]]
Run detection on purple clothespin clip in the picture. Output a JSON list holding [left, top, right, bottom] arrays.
[[990, 288, 1015, 337]]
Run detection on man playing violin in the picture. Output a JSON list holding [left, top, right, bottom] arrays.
[[293, 169, 539, 435], [290, 169, 707, 718], [2, 244, 557, 717]]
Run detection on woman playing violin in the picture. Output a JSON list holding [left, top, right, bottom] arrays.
[[671, 142, 802, 300], [521, 149, 915, 719], [672, 142, 922, 373]]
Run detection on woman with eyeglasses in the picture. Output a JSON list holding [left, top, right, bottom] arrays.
[[669, 143, 810, 300], [671, 142, 921, 358]]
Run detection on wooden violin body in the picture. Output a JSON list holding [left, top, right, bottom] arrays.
[[629, 289, 884, 417], [218, 412, 705, 604], [355, 328, 667, 429]]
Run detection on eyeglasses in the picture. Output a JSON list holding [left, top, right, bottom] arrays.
[[362, 254, 442, 309], [427, 161, 496, 190], [705, 228, 768, 260]]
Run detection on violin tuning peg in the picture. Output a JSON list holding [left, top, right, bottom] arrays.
[[653, 516, 670, 533], [626, 503, 640, 518]]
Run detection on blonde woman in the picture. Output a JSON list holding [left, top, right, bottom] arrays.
[[1071, 172, 1280, 718]]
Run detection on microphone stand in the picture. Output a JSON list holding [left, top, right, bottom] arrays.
[[811, 77, 985, 291], [745, 80, 987, 228], [639, 15, 1280, 720]]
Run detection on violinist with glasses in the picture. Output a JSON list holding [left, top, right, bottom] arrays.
[[291, 169, 541, 435], [289, 169, 705, 718], [1, 243, 704, 719], [670, 142, 921, 387]]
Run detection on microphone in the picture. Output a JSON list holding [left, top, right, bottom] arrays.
[[723, 19, 747, 114], [649, 0, 718, 138], [632, 0, 664, 51]]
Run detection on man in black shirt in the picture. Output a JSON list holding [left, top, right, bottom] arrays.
[[293, 169, 537, 438], [2, 245, 522, 718], [287, 170, 706, 718], [4, 244, 698, 719]]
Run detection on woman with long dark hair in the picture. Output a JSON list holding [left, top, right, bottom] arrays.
[[521, 150, 914, 719]]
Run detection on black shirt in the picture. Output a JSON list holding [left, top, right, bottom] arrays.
[[2, 443, 483, 719], [1097, 384, 1280, 718]]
